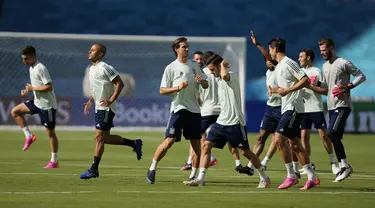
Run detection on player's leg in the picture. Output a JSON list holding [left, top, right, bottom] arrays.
[[312, 112, 340, 174], [228, 124, 270, 188], [41, 108, 59, 168], [328, 108, 353, 182], [261, 134, 278, 169], [102, 111, 143, 160], [182, 111, 202, 181], [11, 101, 36, 151], [147, 111, 182, 184], [228, 143, 245, 174], [184, 123, 225, 186], [247, 129, 271, 172], [299, 114, 312, 175]]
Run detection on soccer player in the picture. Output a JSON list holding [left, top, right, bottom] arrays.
[[310, 38, 366, 182], [146, 37, 209, 184], [79, 43, 143, 180], [193, 51, 204, 69], [243, 31, 280, 173], [10, 46, 59, 168], [269, 38, 319, 190], [180, 51, 247, 177], [183, 55, 270, 188], [298, 48, 340, 175]]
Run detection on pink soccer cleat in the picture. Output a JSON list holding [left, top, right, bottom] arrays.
[[44, 161, 59, 168], [278, 177, 299, 189], [299, 179, 317, 190], [209, 159, 218, 167], [22, 134, 37, 151]]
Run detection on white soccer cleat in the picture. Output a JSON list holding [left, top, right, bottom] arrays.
[[331, 163, 341, 175], [183, 178, 205, 186], [334, 165, 353, 182], [257, 177, 271, 188]]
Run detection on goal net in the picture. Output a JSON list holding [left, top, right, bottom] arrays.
[[0, 32, 246, 131]]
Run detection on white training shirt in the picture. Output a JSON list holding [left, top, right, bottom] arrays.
[[275, 56, 306, 114], [89, 61, 119, 113], [29, 62, 57, 110], [160, 59, 207, 114], [266, 69, 281, 107], [301, 66, 324, 113], [199, 67, 221, 116], [216, 71, 246, 126], [322, 57, 362, 110]]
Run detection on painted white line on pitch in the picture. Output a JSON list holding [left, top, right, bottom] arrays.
[[0, 190, 374, 195]]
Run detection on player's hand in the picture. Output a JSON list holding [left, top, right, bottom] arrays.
[[332, 84, 347, 97], [178, 81, 188, 91], [99, 99, 113, 107], [277, 87, 290, 97], [250, 31, 259, 45], [21, 89, 28, 96], [25, 83, 33, 91], [194, 74, 203, 83], [83, 100, 92, 115], [221, 60, 230, 68], [267, 85, 272, 97]]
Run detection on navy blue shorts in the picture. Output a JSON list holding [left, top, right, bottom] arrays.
[[260, 105, 281, 133], [165, 109, 201, 142], [276, 110, 302, 139], [206, 123, 249, 149], [300, 112, 327, 130], [201, 115, 219, 134], [328, 107, 351, 139], [24, 100, 56, 129], [95, 110, 115, 131]]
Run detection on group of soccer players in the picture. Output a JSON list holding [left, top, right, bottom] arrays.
[[12, 31, 366, 190]]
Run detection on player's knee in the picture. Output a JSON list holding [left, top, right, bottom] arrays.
[[163, 137, 175, 149], [10, 108, 19, 118], [95, 135, 105, 143], [289, 140, 302, 152], [45, 128, 56, 138], [256, 134, 267, 145], [201, 141, 211, 153]]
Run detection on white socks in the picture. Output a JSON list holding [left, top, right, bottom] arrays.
[[247, 162, 254, 169], [187, 156, 192, 165], [197, 168, 206, 181], [149, 159, 158, 171], [303, 164, 316, 180], [235, 160, 241, 167], [285, 163, 296, 178], [329, 153, 336, 164], [261, 156, 270, 167], [189, 168, 197, 179], [51, 153, 58, 163], [341, 158, 349, 168], [22, 127, 32, 138], [256, 168, 268, 181], [292, 161, 299, 173]]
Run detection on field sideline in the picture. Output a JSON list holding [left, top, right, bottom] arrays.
[[0, 130, 374, 208]]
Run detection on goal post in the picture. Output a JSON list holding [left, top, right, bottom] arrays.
[[0, 32, 247, 131]]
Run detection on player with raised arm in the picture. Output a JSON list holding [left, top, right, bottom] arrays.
[[183, 54, 270, 188], [146, 37, 209, 184], [298, 48, 340, 175], [269, 38, 319, 190], [243, 31, 280, 173], [11, 46, 60, 168], [79, 43, 143, 180], [310, 38, 366, 182]]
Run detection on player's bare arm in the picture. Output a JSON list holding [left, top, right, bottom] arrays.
[[83, 96, 93, 115], [220, 60, 230, 81], [333, 62, 367, 96], [250, 31, 271, 61], [194, 74, 208, 89], [160, 81, 188, 95], [25, 82, 53, 92], [309, 85, 328, 95], [278, 75, 310, 97], [100, 75, 124, 107]]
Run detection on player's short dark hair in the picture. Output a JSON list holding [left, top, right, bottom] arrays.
[[95, 43, 107, 57], [300, 48, 315, 62], [206, 54, 223, 66], [203, 51, 215, 64], [193, 51, 203, 56], [268, 38, 286, 53], [22, 46, 36, 56], [319, 38, 335, 48], [172, 37, 188, 57]]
